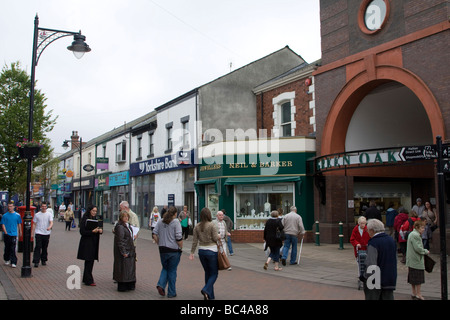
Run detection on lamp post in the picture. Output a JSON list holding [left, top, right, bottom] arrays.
[[62, 137, 83, 217], [22, 14, 91, 278]]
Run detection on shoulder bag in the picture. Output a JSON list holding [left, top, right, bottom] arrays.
[[217, 241, 231, 270]]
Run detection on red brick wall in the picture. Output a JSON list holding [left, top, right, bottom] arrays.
[[231, 230, 314, 243], [256, 78, 313, 137]]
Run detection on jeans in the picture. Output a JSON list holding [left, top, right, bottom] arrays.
[[157, 251, 181, 297], [282, 234, 298, 264], [198, 249, 219, 300], [226, 236, 234, 255]]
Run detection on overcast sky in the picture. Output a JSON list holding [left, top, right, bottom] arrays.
[[0, 0, 321, 155]]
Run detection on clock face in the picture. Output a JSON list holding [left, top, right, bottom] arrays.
[[364, 0, 387, 31]]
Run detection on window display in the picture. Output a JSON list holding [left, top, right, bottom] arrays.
[[235, 183, 294, 230]]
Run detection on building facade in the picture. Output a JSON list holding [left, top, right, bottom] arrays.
[[314, 0, 449, 245]]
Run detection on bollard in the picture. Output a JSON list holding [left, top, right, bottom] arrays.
[[315, 220, 320, 246], [338, 221, 344, 250]]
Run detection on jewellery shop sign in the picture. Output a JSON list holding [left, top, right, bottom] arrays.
[[316, 145, 438, 172]]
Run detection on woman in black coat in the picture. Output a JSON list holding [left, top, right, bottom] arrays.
[[263, 210, 284, 271], [77, 205, 103, 286], [113, 211, 136, 291]]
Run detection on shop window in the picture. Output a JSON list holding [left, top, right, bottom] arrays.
[[235, 183, 294, 230]]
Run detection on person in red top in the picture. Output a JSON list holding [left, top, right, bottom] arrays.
[[398, 210, 419, 263], [350, 216, 371, 257]]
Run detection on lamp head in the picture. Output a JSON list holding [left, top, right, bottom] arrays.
[[67, 33, 91, 59], [62, 140, 70, 150]]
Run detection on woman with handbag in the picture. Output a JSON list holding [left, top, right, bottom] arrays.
[[406, 219, 429, 300], [263, 210, 284, 271], [189, 207, 220, 300]]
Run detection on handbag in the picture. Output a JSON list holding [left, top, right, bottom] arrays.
[[424, 254, 435, 273], [276, 227, 285, 241], [217, 241, 231, 270]]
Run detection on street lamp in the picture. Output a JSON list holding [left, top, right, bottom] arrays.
[[22, 14, 91, 278], [62, 137, 83, 219]]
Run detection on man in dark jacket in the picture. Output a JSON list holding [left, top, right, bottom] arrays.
[[364, 200, 382, 221], [361, 219, 397, 300]]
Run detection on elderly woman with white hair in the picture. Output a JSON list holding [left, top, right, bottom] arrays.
[[360, 219, 397, 300], [350, 216, 370, 258]]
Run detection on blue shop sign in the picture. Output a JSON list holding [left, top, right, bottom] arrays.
[[130, 150, 196, 177], [109, 171, 129, 186]]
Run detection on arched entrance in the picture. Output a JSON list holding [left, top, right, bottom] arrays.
[[321, 65, 445, 155], [316, 64, 446, 244]]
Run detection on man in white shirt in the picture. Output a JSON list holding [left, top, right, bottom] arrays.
[[32, 202, 53, 267]]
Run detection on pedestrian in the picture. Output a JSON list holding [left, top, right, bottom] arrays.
[[350, 216, 370, 258], [421, 201, 437, 250], [77, 205, 103, 286], [119, 201, 140, 245], [412, 198, 425, 216], [385, 202, 398, 238], [364, 200, 382, 221], [281, 206, 305, 266], [113, 211, 136, 292], [1, 202, 22, 268], [32, 201, 53, 267], [153, 206, 183, 298], [361, 219, 397, 300], [398, 210, 419, 263], [263, 210, 284, 271], [394, 206, 408, 247], [213, 210, 232, 270], [178, 205, 190, 240], [406, 219, 429, 300], [189, 207, 220, 300], [64, 206, 75, 231], [222, 209, 234, 256], [149, 206, 160, 243]]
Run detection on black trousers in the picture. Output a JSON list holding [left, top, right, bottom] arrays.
[[3, 235, 17, 264], [83, 260, 95, 285], [33, 234, 50, 264]]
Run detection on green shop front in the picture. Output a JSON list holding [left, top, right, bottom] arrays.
[[195, 140, 315, 243]]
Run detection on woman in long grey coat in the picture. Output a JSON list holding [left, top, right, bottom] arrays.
[[113, 211, 136, 292]]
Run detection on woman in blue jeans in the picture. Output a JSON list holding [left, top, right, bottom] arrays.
[[190, 208, 220, 300], [153, 206, 183, 298]]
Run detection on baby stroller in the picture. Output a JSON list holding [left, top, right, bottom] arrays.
[[357, 248, 367, 290]]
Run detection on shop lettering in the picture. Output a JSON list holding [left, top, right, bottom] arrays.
[[227, 161, 293, 169], [200, 164, 222, 171], [317, 150, 400, 171]]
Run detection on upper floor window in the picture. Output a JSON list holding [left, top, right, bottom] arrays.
[[148, 131, 154, 157], [116, 141, 126, 163], [273, 91, 295, 137], [165, 122, 173, 153]]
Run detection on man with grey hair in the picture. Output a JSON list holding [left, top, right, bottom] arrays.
[[361, 219, 397, 300], [119, 201, 140, 244], [281, 206, 305, 266]]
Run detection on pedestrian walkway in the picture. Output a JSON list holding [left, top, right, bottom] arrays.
[[0, 220, 447, 300]]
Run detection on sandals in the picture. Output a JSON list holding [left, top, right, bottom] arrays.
[[263, 262, 268, 270]]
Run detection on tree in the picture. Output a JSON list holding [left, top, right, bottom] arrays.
[[0, 61, 58, 197]]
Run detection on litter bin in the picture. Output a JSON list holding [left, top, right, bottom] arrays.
[[17, 206, 35, 252]]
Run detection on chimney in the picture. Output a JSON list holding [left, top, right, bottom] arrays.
[[71, 131, 80, 150]]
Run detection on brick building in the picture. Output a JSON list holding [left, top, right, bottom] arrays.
[[313, 0, 449, 246]]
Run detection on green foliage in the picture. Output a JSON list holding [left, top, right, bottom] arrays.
[[0, 61, 58, 196]]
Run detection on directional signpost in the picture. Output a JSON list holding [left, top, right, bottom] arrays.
[[398, 144, 438, 161], [436, 137, 449, 300], [399, 139, 448, 300]]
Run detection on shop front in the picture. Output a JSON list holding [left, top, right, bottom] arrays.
[[109, 171, 130, 223], [196, 138, 315, 242]]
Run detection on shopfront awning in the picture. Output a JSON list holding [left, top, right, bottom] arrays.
[[194, 179, 220, 195], [223, 176, 301, 185]]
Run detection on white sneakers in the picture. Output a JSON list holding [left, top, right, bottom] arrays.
[[4, 261, 16, 267]]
